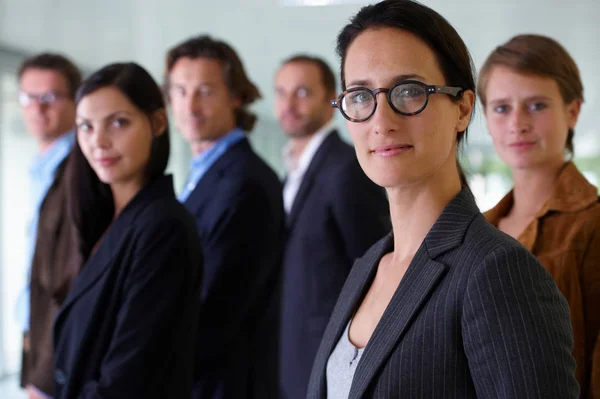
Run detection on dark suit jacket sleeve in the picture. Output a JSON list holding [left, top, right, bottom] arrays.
[[79, 216, 201, 398], [330, 161, 390, 262], [462, 245, 579, 398], [195, 182, 280, 367], [581, 221, 600, 398]]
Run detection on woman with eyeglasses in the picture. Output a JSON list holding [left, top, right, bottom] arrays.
[[479, 34, 600, 398], [306, 1, 579, 398], [52, 63, 203, 399]]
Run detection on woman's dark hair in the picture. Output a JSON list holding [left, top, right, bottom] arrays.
[[336, 0, 476, 185], [69, 62, 170, 260], [478, 34, 583, 158]]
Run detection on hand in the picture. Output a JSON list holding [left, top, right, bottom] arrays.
[[26, 385, 48, 399], [23, 333, 30, 352]]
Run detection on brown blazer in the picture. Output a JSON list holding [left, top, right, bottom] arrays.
[[21, 152, 82, 395], [485, 162, 600, 399]]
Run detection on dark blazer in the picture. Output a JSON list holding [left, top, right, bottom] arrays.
[[53, 175, 203, 399], [307, 187, 579, 398], [183, 138, 285, 399], [22, 154, 83, 395], [280, 131, 390, 399]]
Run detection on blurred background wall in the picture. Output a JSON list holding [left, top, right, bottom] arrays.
[[0, 0, 598, 384]]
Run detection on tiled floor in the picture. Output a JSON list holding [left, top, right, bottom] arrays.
[[0, 375, 26, 399]]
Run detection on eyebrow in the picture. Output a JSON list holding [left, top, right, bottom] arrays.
[[488, 95, 553, 106], [347, 73, 427, 88], [76, 111, 133, 122]]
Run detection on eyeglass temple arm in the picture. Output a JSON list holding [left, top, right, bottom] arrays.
[[432, 86, 463, 97]]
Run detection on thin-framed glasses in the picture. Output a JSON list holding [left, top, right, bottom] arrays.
[[331, 80, 463, 122], [18, 91, 66, 107]]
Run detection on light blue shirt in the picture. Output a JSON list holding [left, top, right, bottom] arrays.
[[178, 128, 245, 203], [15, 131, 75, 333]]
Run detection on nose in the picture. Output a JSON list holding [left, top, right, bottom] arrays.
[[184, 92, 203, 115], [277, 93, 297, 114], [92, 127, 110, 149], [29, 100, 47, 115], [370, 91, 398, 135], [508, 107, 531, 135]]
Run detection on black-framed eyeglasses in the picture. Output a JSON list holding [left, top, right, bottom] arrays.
[[18, 91, 66, 107], [331, 80, 463, 122]]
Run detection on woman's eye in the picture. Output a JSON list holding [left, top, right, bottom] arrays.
[[349, 91, 371, 104], [400, 88, 422, 97], [493, 105, 509, 114], [77, 123, 92, 133], [112, 119, 129, 128], [530, 102, 547, 111]]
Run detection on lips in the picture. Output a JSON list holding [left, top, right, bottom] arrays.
[[371, 143, 413, 157], [96, 157, 120, 167], [509, 140, 537, 151]]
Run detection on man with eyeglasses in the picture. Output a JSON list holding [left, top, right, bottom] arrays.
[[15, 53, 82, 399], [274, 54, 390, 399]]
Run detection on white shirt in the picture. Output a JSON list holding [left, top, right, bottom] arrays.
[[282, 120, 336, 214]]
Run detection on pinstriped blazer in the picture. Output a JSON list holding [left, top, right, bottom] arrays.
[[307, 187, 579, 398]]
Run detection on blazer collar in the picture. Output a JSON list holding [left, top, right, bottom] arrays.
[[57, 175, 175, 316], [309, 186, 481, 398], [286, 130, 341, 228], [183, 138, 250, 213], [485, 162, 598, 227]]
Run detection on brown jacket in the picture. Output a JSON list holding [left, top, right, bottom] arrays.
[[485, 162, 600, 398], [21, 153, 82, 395]]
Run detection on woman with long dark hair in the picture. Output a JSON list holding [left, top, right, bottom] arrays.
[[52, 62, 203, 399]]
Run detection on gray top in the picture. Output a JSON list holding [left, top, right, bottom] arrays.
[[326, 320, 364, 398]]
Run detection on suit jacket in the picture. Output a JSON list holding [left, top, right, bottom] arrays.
[[280, 131, 390, 399], [183, 138, 285, 399], [307, 187, 579, 398], [53, 175, 203, 399], [21, 154, 82, 395]]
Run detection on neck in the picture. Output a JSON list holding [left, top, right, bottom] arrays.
[[38, 134, 63, 153], [386, 162, 462, 264], [111, 180, 144, 219], [190, 127, 236, 157], [288, 133, 315, 162], [509, 160, 565, 218], [191, 140, 217, 157]]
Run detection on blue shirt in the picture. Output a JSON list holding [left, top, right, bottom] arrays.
[[15, 131, 75, 333], [178, 128, 245, 203]]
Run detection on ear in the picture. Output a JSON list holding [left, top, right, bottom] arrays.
[[230, 94, 242, 109], [151, 108, 168, 137], [456, 89, 475, 133], [566, 98, 582, 129]]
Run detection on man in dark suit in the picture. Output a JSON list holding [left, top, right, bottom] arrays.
[[274, 55, 390, 399], [164, 35, 284, 399], [16, 53, 82, 399]]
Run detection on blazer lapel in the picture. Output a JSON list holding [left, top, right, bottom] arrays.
[[184, 139, 250, 215], [286, 131, 340, 228], [349, 249, 447, 398], [56, 175, 176, 324], [347, 187, 480, 398], [55, 225, 131, 325], [308, 234, 393, 399]]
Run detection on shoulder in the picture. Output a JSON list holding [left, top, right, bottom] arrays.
[[462, 215, 555, 287], [134, 197, 198, 240]]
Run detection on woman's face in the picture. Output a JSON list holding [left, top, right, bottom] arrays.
[[76, 86, 164, 188], [342, 27, 473, 189], [484, 66, 581, 171]]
